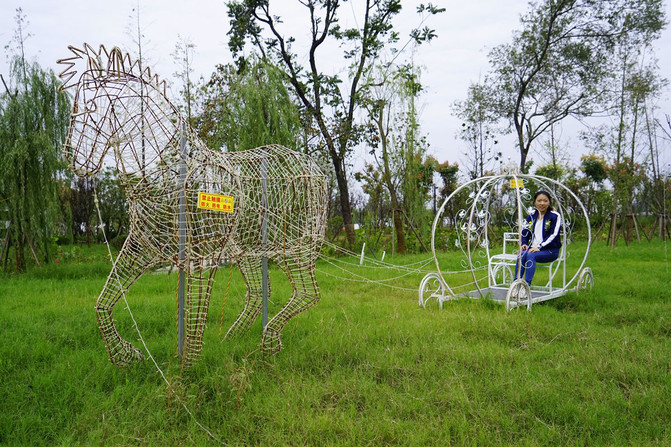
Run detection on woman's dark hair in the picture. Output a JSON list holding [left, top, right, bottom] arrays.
[[534, 190, 553, 212]]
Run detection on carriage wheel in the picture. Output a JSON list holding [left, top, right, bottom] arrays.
[[419, 272, 446, 308], [576, 267, 594, 293], [505, 279, 531, 311]]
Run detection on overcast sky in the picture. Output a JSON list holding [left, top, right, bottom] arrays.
[[1, 0, 670, 172]]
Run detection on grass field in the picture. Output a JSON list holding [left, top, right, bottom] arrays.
[[1, 241, 670, 445]]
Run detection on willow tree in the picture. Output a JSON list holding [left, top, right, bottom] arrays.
[[0, 59, 71, 270], [226, 0, 443, 247], [362, 63, 435, 253], [196, 55, 302, 151]]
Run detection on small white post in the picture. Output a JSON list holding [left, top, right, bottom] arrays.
[[360, 242, 366, 265], [381, 251, 386, 262]]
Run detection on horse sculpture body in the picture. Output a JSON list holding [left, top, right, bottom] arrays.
[[58, 44, 327, 368]]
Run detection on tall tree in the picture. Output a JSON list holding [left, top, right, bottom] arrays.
[[0, 9, 71, 270], [453, 82, 501, 179], [582, 1, 666, 246], [125, 0, 154, 172], [643, 100, 670, 241], [608, 60, 665, 244], [172, 35, 197, 122], [485, 0, 665, 172], [125, 0, 153, 71], [395, 64, 434, 248], [226, 0, 443, 246]]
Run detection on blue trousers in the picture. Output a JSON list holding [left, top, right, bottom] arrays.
[[515, 248, 560, 285]]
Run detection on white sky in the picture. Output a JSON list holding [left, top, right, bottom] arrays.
[[1, 0, 670, 173]]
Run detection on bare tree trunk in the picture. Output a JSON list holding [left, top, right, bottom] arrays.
[[24, 231, 41, 267], [402, 210, 428, 253], [608, 212, 618, 247], [375, 104, 406, 254], [608, 63, 628, 248], [657, 214, 666, 241], [590, 218, 606, 245], [630, 214, 641, 243], [516, 124, 528, 172], [331, 156, 356, 247], [1, 225, 10, 269], [391, 209, 406, 254]]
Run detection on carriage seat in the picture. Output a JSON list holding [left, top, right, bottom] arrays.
[[488, 232, 520, 286], [488, 232, 566, 289]]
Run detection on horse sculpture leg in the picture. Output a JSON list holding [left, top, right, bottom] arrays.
[[225, 256, 265, 339], [262, 252, 320, 354], [96, 241, 154, 366], [181, 261, 219, 369]]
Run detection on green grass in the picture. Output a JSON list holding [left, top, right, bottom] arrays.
[[1, 241, 670, 445]]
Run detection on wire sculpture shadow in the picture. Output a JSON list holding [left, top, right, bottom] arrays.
[[58, 44, 328, 369]]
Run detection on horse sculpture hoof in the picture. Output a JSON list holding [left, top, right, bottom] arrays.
[[130, 345, 145, 362], [261, 328, 282, 355], [111, 342, 145, 367], [224, 320, 251, 340]]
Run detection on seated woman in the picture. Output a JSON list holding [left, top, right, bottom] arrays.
[[515, 190, 562, 285]]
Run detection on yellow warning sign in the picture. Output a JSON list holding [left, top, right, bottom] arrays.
[[198, 192, 235, 213], [510, 179, 524, 189]]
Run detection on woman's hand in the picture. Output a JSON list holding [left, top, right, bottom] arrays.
[[520, 244, 528, 251], [528, 247, 540, 253]]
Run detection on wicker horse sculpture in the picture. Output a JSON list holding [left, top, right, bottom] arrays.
[[58, 44, 328, 368]]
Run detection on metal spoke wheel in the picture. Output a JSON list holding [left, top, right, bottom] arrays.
[[505, 279, 532, 311], [419, 272, 446, 308], [490, 263, 514, 286], [576, 267, 594, 293]]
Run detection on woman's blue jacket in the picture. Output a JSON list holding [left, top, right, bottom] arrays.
[[521, 209, 562, 250]]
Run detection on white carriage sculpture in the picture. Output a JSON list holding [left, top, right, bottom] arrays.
[[419, 173, 594, 311]]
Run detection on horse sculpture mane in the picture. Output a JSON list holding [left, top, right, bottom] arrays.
[[58, 43, 328, 370], [58, 43, 166, 95]]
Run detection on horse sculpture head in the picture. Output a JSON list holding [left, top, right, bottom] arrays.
[[58, 44, 172, 177]]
